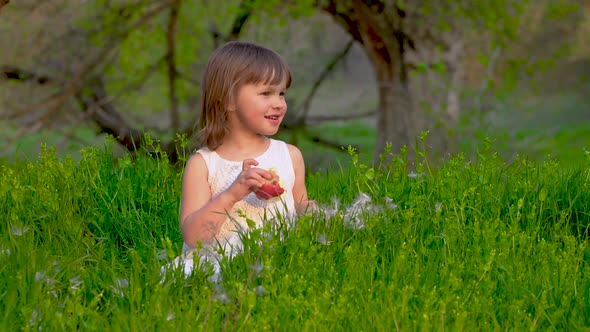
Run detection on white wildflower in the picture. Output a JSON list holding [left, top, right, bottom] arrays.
[[435, 202, 443, 213], [213, 284, 231, 303], [29, 309, 40, 327], [407, 172, 424, 179], [383, 197, 399, 210], [35, 270, 58, 291], [34, 271, 46, 283], [343, 192, 372, 229], [317, 233, 332, 246], [251, 262, 265, 276], [111, 278, 128, 297], [255, 285, 268, 297], [0, 246, 10, 256], [11, 225, 29, 236], [167, 311, 175, 321], [156, 250, 168, 261], [69, 275, 83, 291]]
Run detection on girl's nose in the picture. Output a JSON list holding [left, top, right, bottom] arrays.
[[273, 96, 286, 109]]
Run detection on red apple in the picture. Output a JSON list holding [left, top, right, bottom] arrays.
[[255, 168, 285, 200]]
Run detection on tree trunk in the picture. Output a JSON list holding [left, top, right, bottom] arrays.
[[373, 64, 417, 163], [321, 1, 424, 165], [0, 0, 8, 13]]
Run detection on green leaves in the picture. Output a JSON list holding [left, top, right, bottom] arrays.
[[2, 140, 590, 329]]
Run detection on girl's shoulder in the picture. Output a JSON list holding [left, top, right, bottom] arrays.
[[270, 139, 302, 160], [267, 139, 304, 169], [183, 147, 218, 176], [286, 143, 304, 166], [182, 152, 208, 180], [194, 146, 231, 167], [269, 138, 298, 151], [267, 139, 298, 157]]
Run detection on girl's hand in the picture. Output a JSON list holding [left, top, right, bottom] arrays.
[[226, 159, 273, 202], [298, 199, 318, 216]]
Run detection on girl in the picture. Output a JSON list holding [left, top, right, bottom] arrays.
[[175, 41, 315, 274]]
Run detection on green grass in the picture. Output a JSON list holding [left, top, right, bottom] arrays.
[[458, 81, 590, 168], [1, 138, 590, 330], [276, 119, 377, 172]]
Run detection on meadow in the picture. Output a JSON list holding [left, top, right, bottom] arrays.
[[1, 136, 590, 331]]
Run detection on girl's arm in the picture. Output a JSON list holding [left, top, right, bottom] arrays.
[[180, 155, 271, 248], [288, 144, 317, 215]]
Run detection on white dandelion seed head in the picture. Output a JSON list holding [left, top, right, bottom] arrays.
[[29, 309, 40, 327], [11, 225, 30, 236], [408, 172, 424, 179], [34, 271, 46, 283], [435, 202, 443, 212], [167, 311, 175, 321], [115, 278, 129, 288], [156, 250, 168, 261], [255, 285, 268, 297], [383, 197, 398, 210], [317, 233, 332, 246], [251, 262, 265, 276], [70, 275, 83, 291], [213, 285, 231, 303]]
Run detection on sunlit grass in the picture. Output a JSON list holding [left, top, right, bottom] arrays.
[[1, 137, 590, 330]]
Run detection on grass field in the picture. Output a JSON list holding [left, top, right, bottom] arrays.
[[1, 138, 590, 330]]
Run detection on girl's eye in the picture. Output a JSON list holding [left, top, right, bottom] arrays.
[[261, 91, 271, 96], [280, 91, 286, 96]]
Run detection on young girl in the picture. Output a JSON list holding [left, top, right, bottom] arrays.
[[174, 41, 315, 275]]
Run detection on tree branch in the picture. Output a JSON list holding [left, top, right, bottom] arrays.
[[0, 0, 9, 14], [207, 0, 252, 45], [2, 1, 225, 164], [166, 0, 181, 137], [305, 110, 376, 123], [76, 75, 198, 164], [295, 38, 354, 122], [2, 0, 363, 161], [11, 0, 173, 128], [111, 56, 167, 102], [0, 121, 44, 155], [75, 77, 144, 151], [0, 65, 58, 85], [301, 128, 359, 152], [320, 1, 363, 43], [228, 0, 253, 40], [1, 62, 195, 163], [55, 112, 95, 151]]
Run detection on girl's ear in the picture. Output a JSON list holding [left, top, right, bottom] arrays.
[[226, 93, 236, 112]]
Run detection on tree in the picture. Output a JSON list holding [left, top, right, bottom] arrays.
[[313, 0, 583, 163], [313, 1, 515, 162], [0, 0, 8, 13], [0, 0, 257, 163], [1, 0, 365, 164], [0, 0, 583, 165]]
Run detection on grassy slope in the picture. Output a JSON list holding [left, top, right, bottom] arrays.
[[1, 141, 590, 330]]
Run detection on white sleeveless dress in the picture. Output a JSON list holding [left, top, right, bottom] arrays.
[[172, 139, 297, 277]]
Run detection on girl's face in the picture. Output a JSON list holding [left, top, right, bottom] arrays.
[[228, 81, 288, 137]]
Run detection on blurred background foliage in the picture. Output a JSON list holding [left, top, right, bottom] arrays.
[[0, 0, 588, 171]]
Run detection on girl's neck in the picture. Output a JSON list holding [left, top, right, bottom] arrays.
[[215, 134, 271, 161]]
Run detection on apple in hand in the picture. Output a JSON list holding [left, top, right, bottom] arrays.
[[255, 168, 285, 200]]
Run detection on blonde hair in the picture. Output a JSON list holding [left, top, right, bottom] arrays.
[[198, 41, 292, 150]]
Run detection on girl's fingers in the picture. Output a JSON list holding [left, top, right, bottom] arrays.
[[250, 167, 272, 180], [242, 159, 258, 171], [249, 172, 269, 186], [248, 180, 264, 189]]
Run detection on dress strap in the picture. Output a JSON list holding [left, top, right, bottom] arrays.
[[196, 147, 215, 172]]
